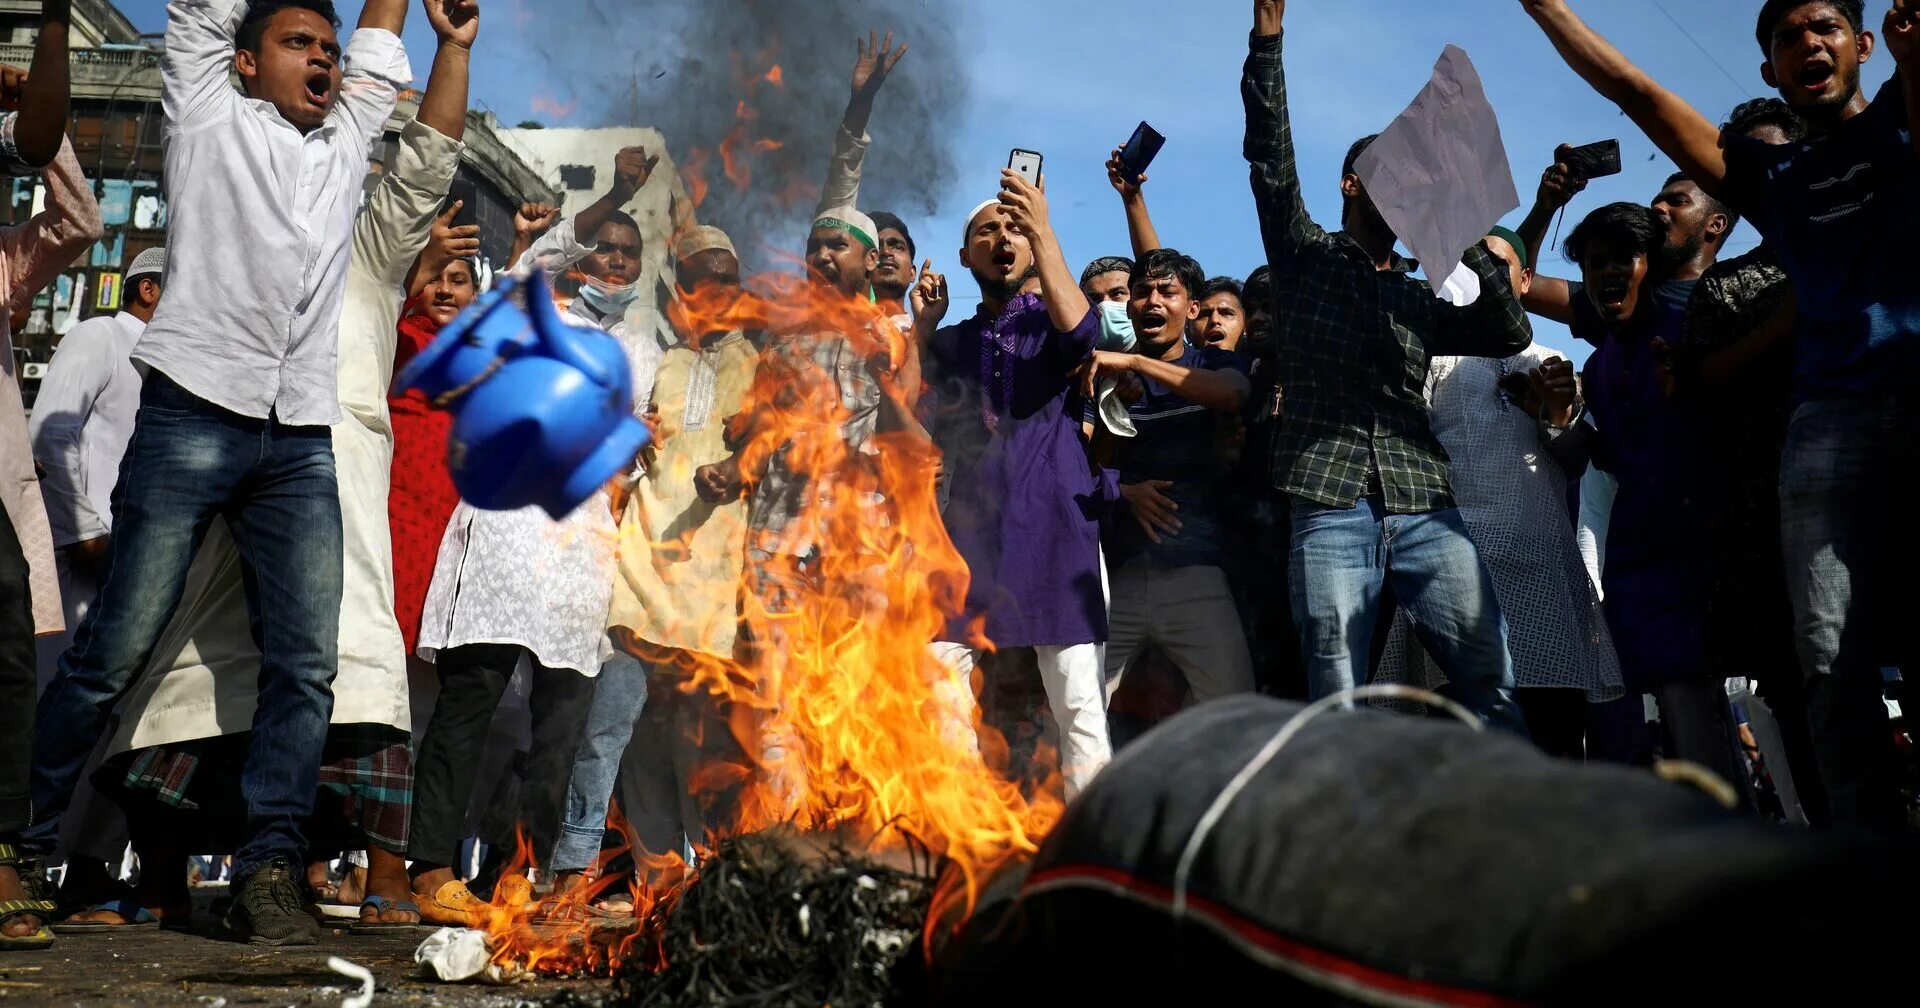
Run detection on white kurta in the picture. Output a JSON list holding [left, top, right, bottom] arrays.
[[28, 311, 145, 548], [103, 120, 464, 757], [1376, 347, 1624, 702], [416, 230, 665, 675], [2, 140, 101, 637]]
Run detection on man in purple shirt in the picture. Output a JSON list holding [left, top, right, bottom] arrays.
[[918, 170, 1113, 796]]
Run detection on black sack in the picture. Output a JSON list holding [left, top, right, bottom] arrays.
[[932, 696, 1915, 1007]]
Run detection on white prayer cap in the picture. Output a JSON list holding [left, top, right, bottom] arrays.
[[127, 247, 166, 282], [673, 225, 737, 264]]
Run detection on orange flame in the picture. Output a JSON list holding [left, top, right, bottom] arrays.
[[471, 45, 1059, 983]]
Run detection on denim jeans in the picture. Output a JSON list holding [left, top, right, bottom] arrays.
[[1289, 494, 1524, 733], [1778, 395, 1915, 830], [27, 373, 343, 880], [552, 650, 651, 873]]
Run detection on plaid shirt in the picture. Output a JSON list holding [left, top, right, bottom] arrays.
[[1243, 32, 1533, 514]]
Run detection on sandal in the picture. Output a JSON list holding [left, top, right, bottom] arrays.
[[50, 899, 167, 934], [349, 895, 423, 935], [415, 880, 492, 929], [0, 845, 55, 951]]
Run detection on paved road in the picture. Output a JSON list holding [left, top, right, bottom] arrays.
[[0, 890, 607, 1007]]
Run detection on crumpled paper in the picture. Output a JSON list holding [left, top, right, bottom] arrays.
[[413, 927, 527, 985], [1355, 45, 1520, 302]]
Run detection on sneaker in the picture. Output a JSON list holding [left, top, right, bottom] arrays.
[[224, 859, 318, 946]]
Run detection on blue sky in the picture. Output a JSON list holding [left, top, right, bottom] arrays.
[[114, 0, 1899, 363]]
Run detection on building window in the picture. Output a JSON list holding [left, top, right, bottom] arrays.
[[559, 164, 596, 191]]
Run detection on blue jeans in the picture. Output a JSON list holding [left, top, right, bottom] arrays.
[[552, 651, 650, 873], [1289, 494, 1523, 733], [1778, 396, 1913, 830], [27, 373, 343, 879]]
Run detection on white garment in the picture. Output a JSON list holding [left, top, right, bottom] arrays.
[[28, 311, 145, 547], [101, 120, 464, 757], [1376, 349, 1624, 701], [133, 0, 410, 426], [941, 643, 1111, 798], [1578, 468, 1616, 601], [416, 263, 666, 677]]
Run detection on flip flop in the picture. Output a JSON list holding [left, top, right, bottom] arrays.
[[349, 895, 423, 935], [416, 880, 491, 929], [50, 899, 164, 934], [0, 847, 57, 951]]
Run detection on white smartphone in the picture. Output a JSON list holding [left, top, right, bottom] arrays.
[[1008, 148, 1043, 187]]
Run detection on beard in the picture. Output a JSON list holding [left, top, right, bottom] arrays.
[[970, 263, 1040, 304], [1661, 232, 1704, 276]]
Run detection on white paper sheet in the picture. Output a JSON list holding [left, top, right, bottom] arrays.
[[1354, 45, 1520, 301]]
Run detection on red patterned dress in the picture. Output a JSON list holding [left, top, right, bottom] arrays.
[[388, 307, 462, 654]]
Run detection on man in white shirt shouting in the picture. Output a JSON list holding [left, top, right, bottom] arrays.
[[28, 0, 416, 946]]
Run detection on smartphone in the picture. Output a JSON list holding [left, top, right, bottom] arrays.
[[1560, 139, 1622, 183], [447, 178, 480, 230], [1008, 148, 1044, 187], [1118, 121, 1166, 180]]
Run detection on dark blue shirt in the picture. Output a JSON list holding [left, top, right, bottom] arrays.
[[1093, 341, 1249, 571], [1573, 278, 1717, 688], [1722, 79, 1920, 399]]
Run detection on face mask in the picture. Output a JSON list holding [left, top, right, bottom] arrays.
[[578, 275, 640, 315]]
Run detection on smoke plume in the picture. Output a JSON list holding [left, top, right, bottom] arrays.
[[518, 0, 969, 265]]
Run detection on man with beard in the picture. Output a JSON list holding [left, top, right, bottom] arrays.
[[1518, 0, 1920, 830], [1528, 203, 1751, 794], [915, 172, 1113, 796], [1243, 0, 1531, 728], [1515, 164, 1735, 325], [1664, 97, 1825, 822]]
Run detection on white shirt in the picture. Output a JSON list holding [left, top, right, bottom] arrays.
[[28, 311, 147, 547], [133, 0, 411, 427]]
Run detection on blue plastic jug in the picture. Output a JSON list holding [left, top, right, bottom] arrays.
[[394, 272, 651, 518]]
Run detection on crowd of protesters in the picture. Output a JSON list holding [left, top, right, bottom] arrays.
[[0, 0, 1912, 952]]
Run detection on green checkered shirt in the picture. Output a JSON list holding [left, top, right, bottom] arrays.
[[1243, 31, 1534, 514]]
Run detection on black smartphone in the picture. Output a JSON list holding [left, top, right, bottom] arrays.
[[1560, 139, 1622, 183], [1118, 121, 1166, 180], [447, 178, 480, 230], [1008, 148, 1043, 187]]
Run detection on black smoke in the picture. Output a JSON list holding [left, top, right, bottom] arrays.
[[518, 0, 969, 267]]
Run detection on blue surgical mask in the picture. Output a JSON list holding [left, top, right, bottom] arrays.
[[578, 275, 640, 316]]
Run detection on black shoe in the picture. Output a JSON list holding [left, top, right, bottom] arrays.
[[224, 859, 317, 946]]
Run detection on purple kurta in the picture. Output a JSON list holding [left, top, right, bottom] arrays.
[[930, 293, 1109, 648]]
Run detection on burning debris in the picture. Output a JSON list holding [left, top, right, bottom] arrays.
[[612, 832, 935, 1008]]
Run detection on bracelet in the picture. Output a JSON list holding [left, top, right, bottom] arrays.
[[0, 112, 35, 177]]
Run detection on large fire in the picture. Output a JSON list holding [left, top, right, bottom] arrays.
[[468, 101, 1065, 975]]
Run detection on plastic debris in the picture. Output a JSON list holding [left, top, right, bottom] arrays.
[[326, 956, 375, 1008], [414, 927, 527, 985]]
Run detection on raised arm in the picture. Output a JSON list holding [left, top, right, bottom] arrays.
[[327, 0, 413, 146], [1519, 0, 1727, 197], [163, 0, 250, 130], [818, 30, 904, 214], [1889, 2, 1920, 160], [1243, 1, 1322, 273], [997, 169, 1090, 336], [572, 145, 654, 253], [1080, 350, 1251, 414], [9, 1, 71, 168], [1106, 148, 1162, 257], [1514, 147, 1585, 323], [417, 0, 477, 140]]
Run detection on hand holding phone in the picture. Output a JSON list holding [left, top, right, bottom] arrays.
[[1117, 121, 1166, 181], [1558, 139, 1622, 184], [1008, 148, 1043, 188]]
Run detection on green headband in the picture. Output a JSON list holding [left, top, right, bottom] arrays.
[[813, 216, 876, 251]]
